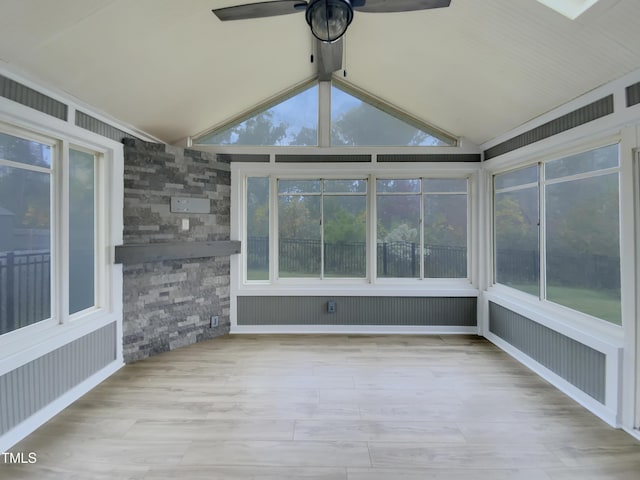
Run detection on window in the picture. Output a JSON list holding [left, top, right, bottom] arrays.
[[277, 179, 367, 279], [494, 165, 540, 295], [493, 144, 621, 324], [377, 178, 468, 279], [0, 128, 103, 337], [193, 80, 457, 147], [245, 173, 471, 283], [331, 84, 454, 147], [0, 131, 52, 335], [246, 177, 270, 281], [544, 145, 620, 323], [195, 84, 319, 146], [535, 0, 600, 20], [69, 148, 96, 314]]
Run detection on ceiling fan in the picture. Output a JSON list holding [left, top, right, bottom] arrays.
[[213, 0, 451, 78]]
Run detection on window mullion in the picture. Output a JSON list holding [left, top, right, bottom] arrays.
[[320, 180, 325, 279], [94, 152, 103, 309], [57, 141, 70, 324], [318, 81, 331, 147], [271, 176, 278, 281], [369, 174, 376, 283], [539, 163, 546, 302], [420, 180, 425, 280]]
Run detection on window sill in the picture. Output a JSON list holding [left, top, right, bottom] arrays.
[[484, 284, 624, 349], [0, 309, 120, 376], [236, 279, 479, 297]]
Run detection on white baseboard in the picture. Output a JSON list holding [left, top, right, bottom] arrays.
[[0, 360, 123, 453], [485, 331, 619, 427], [623, 427, 640, 441], [231, 325, 479, 335]]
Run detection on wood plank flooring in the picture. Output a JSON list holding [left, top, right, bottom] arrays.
[[2, 334, 639, 479]]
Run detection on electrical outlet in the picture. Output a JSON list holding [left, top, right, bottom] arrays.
[[210, 315, 219, 328], [327, 300, 337, 314]]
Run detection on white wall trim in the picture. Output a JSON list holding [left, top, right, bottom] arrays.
[[0, 67, 126, 452], [623, 427, 640, 442], [483, 291, 624, 425], [484, 330, 619, 427], [484, 288, 624, 352], [235, 286, 479, 297], [481, 67, 640, 153], [0, 359, 123, 453], [231, 325, 478, 335], [0, 63, 161, 144]]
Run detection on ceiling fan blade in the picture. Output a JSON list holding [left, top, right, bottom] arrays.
[[213, 0, 307, 22], [353, 0, 450, 13]]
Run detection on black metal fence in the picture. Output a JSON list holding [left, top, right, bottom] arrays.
[[249, 236, 619, 288], [248, 236, 467, 278], [0, 250, 51, 335], [495, 248, 619, 290]]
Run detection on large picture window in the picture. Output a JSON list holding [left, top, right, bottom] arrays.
[[493, 144, 621, 324], [544, 145, 620, 323], [245, 174, 470, 283]]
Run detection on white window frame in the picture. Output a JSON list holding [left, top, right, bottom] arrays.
[[492, 164, 540, 296], [232, 161, 480, 298], [275, 176, 369, 281], [375, 176, 470, 281], [66, 144, 107, 320], [191, 79, 458, 148], [0, 104, 124, 376], [0, 124, 58, 332], [485, 135, 627, 349]]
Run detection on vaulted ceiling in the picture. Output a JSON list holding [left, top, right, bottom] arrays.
[[1, 0, 639, 146]]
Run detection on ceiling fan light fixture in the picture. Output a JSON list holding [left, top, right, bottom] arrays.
[[306, 0, 353, 43]]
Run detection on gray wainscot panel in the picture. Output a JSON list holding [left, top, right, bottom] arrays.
[[238, 296, 477, 327], [0, 322, 117, 435], [489, 301, 605, 403]]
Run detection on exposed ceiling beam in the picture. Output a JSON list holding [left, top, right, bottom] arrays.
[[316, 38, 343, 81]]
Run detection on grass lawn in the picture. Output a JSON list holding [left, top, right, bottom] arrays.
[[546, 285, 621, 325], [507, 282, 620, 325], [247, 269, 269, 281]]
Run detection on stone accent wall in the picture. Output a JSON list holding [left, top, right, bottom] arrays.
[[122, 139, 231, 362]]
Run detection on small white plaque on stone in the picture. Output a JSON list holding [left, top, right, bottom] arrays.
[[171, 197, 210, 214]]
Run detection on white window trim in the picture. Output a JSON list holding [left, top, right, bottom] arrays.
[[483, 134, 630, 347], [275, 176, 369, 281], [488, 139, 623, 334], [232, 162, 480, 314], [0, 96, 124, 377]]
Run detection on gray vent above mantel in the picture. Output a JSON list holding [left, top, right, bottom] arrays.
[[115, 241, 241, 264]]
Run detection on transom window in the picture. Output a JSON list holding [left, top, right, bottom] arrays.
[[193, 80, 456, 147]]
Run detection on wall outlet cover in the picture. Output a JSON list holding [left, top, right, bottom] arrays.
[[327, 301, 337, 314]]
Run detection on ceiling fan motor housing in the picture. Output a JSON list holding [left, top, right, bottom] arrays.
[[306, 0, 354, 43]]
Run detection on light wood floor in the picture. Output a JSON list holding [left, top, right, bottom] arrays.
[[2, 334, 639, 479]]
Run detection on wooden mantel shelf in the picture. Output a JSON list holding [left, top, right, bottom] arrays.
[[114, 241, 241, 264]]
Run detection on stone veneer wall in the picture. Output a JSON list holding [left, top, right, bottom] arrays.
[[122, 139, 231, 362]]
